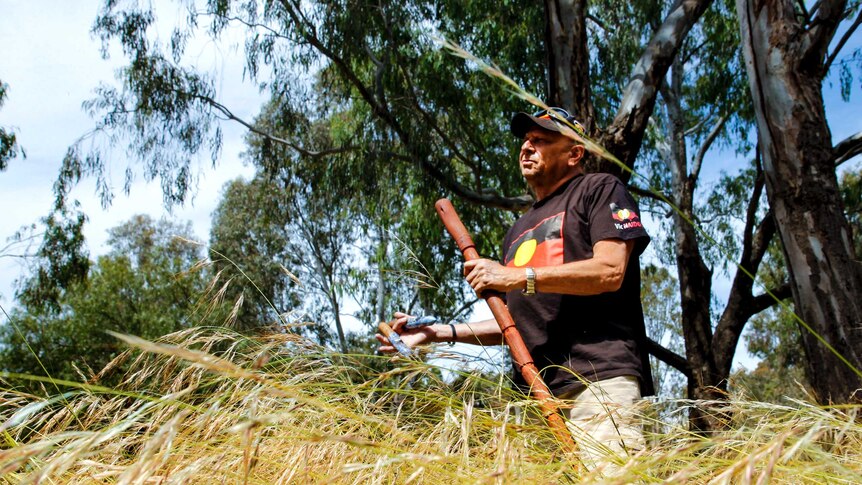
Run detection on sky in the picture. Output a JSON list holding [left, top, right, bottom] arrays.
[[0, 0, 860, 372], [0, 0, 261, 306]]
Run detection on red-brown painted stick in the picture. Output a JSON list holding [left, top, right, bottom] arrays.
[[435, 198, 578, 455]]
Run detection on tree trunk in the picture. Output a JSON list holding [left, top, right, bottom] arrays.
[[329, 288, 348, 354], [375, 231, 388, 323], [662, 64, 724, 428], [543, 0, 594, 130], [737, 0, 862, 403]]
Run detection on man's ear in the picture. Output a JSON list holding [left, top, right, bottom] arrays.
[[568, 144, 585, 166]]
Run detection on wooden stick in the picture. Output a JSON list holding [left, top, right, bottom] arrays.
[[435, 198, 579, 456]]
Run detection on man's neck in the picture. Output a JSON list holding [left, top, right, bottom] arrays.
[[531, 171, 581, 201]]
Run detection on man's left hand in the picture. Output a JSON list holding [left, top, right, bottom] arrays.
[[463, 259, 524, 294]]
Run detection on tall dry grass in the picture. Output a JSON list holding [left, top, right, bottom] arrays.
[[0, 326, 860, 484]]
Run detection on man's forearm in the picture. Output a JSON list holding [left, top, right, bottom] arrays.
[[464, 239, 634, 296], [428, 318, 504, 346], [532, 241, 632, 295]]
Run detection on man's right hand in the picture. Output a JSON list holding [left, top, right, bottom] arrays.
[[375, 311, 437, 354]]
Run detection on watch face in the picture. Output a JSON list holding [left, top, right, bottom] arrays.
[[524, 267, 536, 295]]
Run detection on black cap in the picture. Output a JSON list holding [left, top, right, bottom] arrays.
[[510, 107, 585, 138]]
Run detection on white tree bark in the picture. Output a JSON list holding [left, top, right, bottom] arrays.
[[737, 0, 862, 403]]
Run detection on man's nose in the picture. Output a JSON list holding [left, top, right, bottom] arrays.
[[520, 139, 534, 153]]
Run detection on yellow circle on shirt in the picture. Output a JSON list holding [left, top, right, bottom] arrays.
[[513, 238, 538, 267]]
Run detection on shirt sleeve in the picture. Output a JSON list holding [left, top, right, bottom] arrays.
[[587, 178, 650, 256]]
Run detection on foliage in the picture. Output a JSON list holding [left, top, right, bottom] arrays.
[[0, 216, 208, 389], [209, 177, 304, 332], [14, 203, 90, 313], [69, 0, 547, 334], [641, 264, 685, 399], [1, 327, 861, 483], [841, 165, 862, 256], [732, 300, 811, 403], [0, 79, 24, 171], [210, 173, 363, 349]]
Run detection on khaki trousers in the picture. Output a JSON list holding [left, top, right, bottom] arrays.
[[560, 375, 645, 476]]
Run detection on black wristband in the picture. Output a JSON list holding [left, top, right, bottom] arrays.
[[448, 323, 457, 346]]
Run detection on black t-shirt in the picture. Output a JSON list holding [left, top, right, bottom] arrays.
[[502, 172, 654, 397]]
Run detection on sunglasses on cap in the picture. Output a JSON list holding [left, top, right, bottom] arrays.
[[510, 107, 586, 138], [533, 108, 586, 135]]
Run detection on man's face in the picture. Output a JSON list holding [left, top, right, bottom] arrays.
[[519, 127, 582, 184]]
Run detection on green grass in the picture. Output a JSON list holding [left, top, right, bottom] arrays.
[[0, 327, 860, 484]]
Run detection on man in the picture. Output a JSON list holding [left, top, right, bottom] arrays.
[[377, 107, 653, 471]]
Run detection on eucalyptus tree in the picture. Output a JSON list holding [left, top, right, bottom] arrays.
[[209, 177, 304, 333], [210, 103, 477, 350], [737, 0, 862, 403], [70, 0, 710, 323], [0, 79, 23, 170], [734, 165, 862, 402], [0, 215, 207, 389], [62, 0, 717, 210], [55, 0, 813, 426], [629, 0, 797, 428], [15, 204, 90, 314], [211, 174, 358, 349]]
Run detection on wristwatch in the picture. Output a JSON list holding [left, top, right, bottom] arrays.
[[523, 267, 536, 296]]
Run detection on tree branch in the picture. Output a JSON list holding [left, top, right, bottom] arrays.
[[395, 61, 479, 173], [644, 336, 692, 379], [750, 281, 793, 315], [628, 184, 673, 205], [192, 93, 361, 158], [418, 157, 535, 211], [749, 209, 776, 270], [586, 13, 608, 32], [365, 44, 388, 112], [711, 155, 773, 375], [273, 1, 534, 212], [599, 0, 715, 179], [203, 87, 534, 211], [803, 0, 848, 69], [683, 111, 714, 136], [741, 155, 767, 268], [211, 6, 535, 212], [823, 7, 862, 73], [690, 113, 729, 184], [681, 39, 709, 65], [794, 0, 809, 20], [834, 130, 862, 166], [807, 0, 823, 23], [444, 297, 481, 325], [0, 254, 31, 260], [659, 76, 685, 183]]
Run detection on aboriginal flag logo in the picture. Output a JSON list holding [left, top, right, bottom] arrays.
[[505, 212, 565, 268], [610, 202, 643, 229], [610, 202, 638, 222]]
